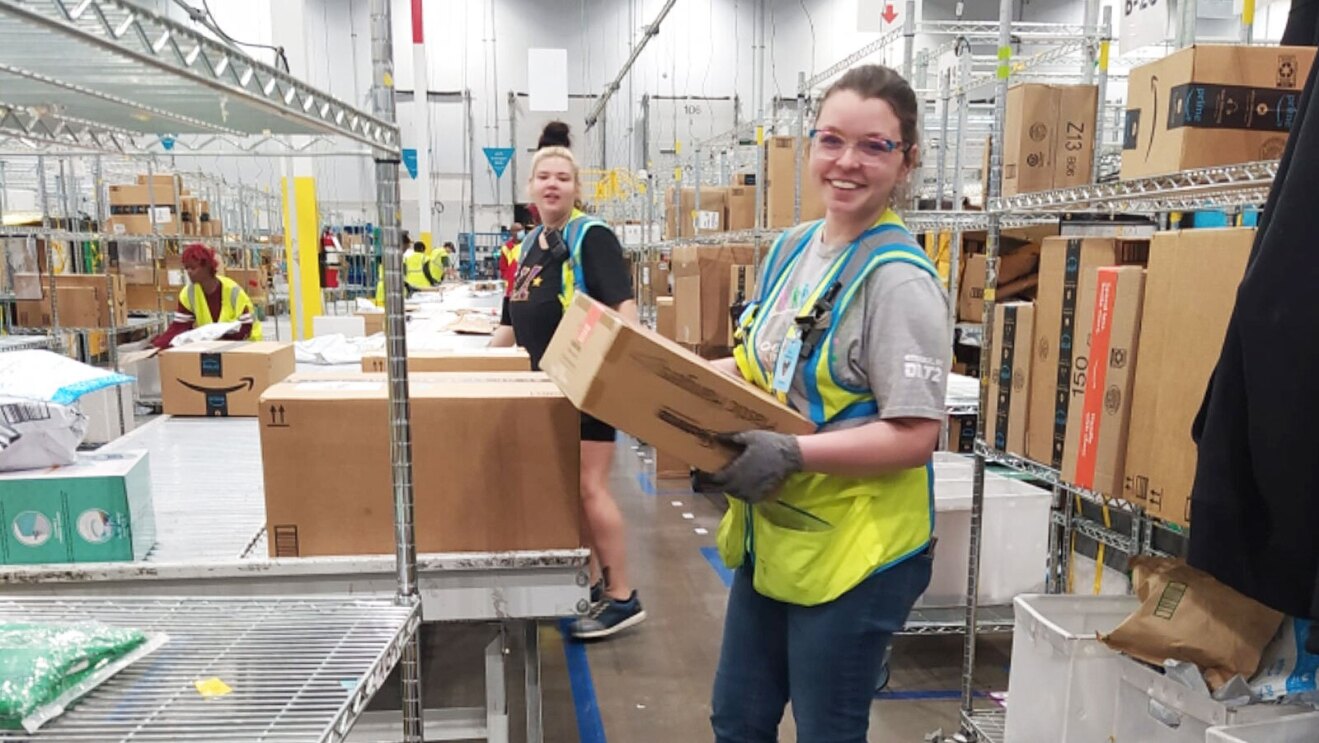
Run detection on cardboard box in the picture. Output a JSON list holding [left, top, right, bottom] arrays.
[[727, 185, 757, 231], [1123, 229, 1252, 525], [105, 214, 180, 236], [15, 284, 100, 329], [947, 415, 976, 454], [765, 136, 826, 228], [655, 449, 690, 479], [0, 451, 154, 565], [985, 302, 1034, 457], [671, 242, 759, 348], [1002, 83, 1098, 196], [126, 284, 171, 312], [643, 260, 671, 298], [259, 372, 581, 556], [109, 183, 181, 207], [1026, 237, 1150, 467], [159, 341, 296, 417], [540, 294, 814, 471], [357, 310, 384, 336], [656, 296, 676, 341], [135, 174, 184, 195], [1061, 267, 1146, 498], [957, 247, 1043, 323], [664, 187, 728, 238], [1122, 45, 1315, 180], [360, 348, 531, 373]]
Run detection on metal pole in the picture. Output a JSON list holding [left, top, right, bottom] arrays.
[[466, 89, 476, 237], [1242, 0, 1255, 42], [693, 146, 702, 234], [508, 91, 518, 211], [1092, 8, 1112, 183], [962, 0, 1013, 726], [936, 69, 951, 207], [1176, 0, 1198, 48], [38, 156, 60, 353], [370, 1, 422, 742], [902, 0, 917, 79], [92, 156, 125, 435], [948, 50, 970, 336], [794, 71, 805, 225]]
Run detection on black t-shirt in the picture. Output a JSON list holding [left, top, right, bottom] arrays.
[[500, 225, 633, 369]]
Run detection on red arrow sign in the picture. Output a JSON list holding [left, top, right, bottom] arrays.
[[882, 3, 898, 23]]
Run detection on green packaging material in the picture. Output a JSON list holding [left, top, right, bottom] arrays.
[[0, 450, 155, 565], [0, 622, 150, 730]]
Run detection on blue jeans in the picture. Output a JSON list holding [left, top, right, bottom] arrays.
[[710, 550, 933, 743]]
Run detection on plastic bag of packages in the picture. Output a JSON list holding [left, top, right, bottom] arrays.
[[0, 395, 88, 471], [0, 622, 167, 732]]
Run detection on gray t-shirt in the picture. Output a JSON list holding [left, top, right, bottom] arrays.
[[753, 229, 950, 430]]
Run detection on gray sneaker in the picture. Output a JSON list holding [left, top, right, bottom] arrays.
[[570, 591, 646, 639]]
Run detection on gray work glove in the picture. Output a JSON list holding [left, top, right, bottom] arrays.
[[702, 430, 804, 504]]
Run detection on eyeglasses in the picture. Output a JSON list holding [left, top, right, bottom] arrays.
[[809, 128, 912, 162]]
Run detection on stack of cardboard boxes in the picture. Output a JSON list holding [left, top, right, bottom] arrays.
[[979, 228, 1253, 528], [13, 273, 128, 329], [670, 242, 759, 356], [105, 174, 223, 237]]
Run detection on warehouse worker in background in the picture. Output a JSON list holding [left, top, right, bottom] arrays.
[[151, 243, 262, 349], [699, 65, 947, 741], [490, 120, 645, 639], [499, 222, 524, 293], [402, 232, 432, 291], [424, 241, 452, 285]]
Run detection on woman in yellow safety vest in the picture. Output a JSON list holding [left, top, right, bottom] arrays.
[[402, 233, 431, 290], [700, 65, 948, 741], [151, 243, 262, 348], [490, 120, 645, 640]]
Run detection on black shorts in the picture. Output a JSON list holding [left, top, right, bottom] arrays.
[[581, 413, 616, 443]]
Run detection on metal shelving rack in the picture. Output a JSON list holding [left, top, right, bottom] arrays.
[[0, 0, 423, 740]]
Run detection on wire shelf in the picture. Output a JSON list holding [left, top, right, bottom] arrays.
[[0, 596, 419, 742], [8, 315, 167, 336], [974, 440, 1142, 514], [0, 334, 53, 352], [962, 707, 1006, 743], [990, 160, 1278, 214], [902, 604, 1014, 636], [0, 0, 397, 152]]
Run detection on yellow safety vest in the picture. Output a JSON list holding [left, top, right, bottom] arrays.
[[404, 250, 430, 289], [717, 210, 939, 606], [518, 209, 609, 309], [179, 275, 263, 341], [375, 276, 385, 307], [428, 247, 450, 283]]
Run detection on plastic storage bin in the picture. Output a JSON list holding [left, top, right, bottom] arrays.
[[1003, 594, 1140, 743], [1207, 711, 1319, 742], [1114, 656, 1304, 742], [920, 453, 1052, 606]]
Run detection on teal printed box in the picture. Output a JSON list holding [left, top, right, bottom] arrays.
[[0, 450, 155, 564]]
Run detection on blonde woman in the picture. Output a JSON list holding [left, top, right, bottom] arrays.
[[490, 121, 645, 639]]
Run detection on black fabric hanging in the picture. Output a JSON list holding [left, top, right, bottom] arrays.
[[1186, 25, 1319, 627]]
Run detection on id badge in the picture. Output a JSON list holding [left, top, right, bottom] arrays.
[[772, 325, 803, 394]]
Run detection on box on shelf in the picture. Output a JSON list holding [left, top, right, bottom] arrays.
[[946, 415, 975, 453], [360, 348, 531, 373], [540, 295, 814, 472], [1122, 45, 1316, 179], [118, 263, 157, 287], [125, 284, 172, 312], [671, 242, 759, 348], [1026, 237, 1150, 467], [664, 187, 728, 238], [957, 249, 1042, 323], [0, 450, 155, 565], [259, 372, 581, 556], [109, 183, 181, 207], [1115, 655, 1304, 743], [1124, 228, 1253, 526], [643, 260, 671, 299], [1002, 594, 1140, 743], [135, 174, 184, 194], [13, 273, 127, 329], [655, 296, 676, 341], [159, 341, 295, 417], [765, 136, 826, 228], [1002, 83, 1099, 196], [1061, 267, 1146, 498], [985, 302, 1034, 457], [105, 214, 180, 237], [920, 453, 1052, 606], [727, 185, 756, 231]]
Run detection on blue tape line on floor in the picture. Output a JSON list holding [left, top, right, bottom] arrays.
[[700, 546, 735, 588], [874, 689, 988, 701], [558, 619, 608, 743]]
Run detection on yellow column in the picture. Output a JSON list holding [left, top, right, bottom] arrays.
[[281, 176, 323, 339]]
